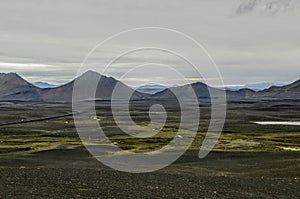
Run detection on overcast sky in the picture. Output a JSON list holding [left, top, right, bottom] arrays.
[[0, 0, 299, 86]]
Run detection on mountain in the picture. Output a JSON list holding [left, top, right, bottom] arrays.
[[152, 82, 216, 100], [40, 71, 148, 102], [226, 89, 257, 101], [0, 73, 41, 101], [152, 79, 300, 101], [254, 79, 300, 100], [0, 71, 299, 102], [225, 82, 285, 91], [225, 79, 300, 100], [33, 82, 58, 88], [152, 81, 257, 101], [134, 85, 169, 94]]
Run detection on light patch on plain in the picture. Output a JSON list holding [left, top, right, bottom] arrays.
[[254, 121, 300, 126], [282, 147, 300, 151]]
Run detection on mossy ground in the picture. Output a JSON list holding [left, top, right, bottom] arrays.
[[0, 101, 299, 154]]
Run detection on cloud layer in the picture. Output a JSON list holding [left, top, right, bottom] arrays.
[[0, 0, 299, 86], [236, 0, 292, 15]]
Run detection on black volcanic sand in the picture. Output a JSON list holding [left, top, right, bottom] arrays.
[[0, 148, 299, 198], [0, 101, 299, 198]]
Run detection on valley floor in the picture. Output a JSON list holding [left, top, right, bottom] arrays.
[[0, 148, 299, 198], [0, 101, 299, 198]]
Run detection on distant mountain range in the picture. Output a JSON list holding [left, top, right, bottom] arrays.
[[0, 71, 299, 102], [136, 82, 285, 94], [134, 85, 169, 94], [33, 82, 58, 88], [225, 83, 285, 91], [32, 81, 285, 92]]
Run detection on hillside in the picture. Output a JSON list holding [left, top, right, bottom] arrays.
[[152, 79, 299, 101], [41, 71, 148, 102], [152, 82, 213, 100], [254, 79, 300, 100], [0, 73, 41, 101]]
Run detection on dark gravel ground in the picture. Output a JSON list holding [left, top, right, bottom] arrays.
[[0, 148, 299, 199], [0, 167, 299, 199]]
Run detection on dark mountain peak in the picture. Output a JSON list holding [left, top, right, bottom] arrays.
[[76, 70, 117, 82], [0, 72, 21, 79], [0, 72, 36, 87], [40, 70, 146, 102], [191, 82, 210, 90], [290, 79, 300, 86], [191, 81, 207, 86], [0, 72, 17, 75], [152, 81, 214, 100], [80, 70, 101, 77], [285, 79, 300, 92], [0, 72, 11, 75], [75, 70, 101, 81], [76, 71, 120, 87], [0, 72, 40, 101]]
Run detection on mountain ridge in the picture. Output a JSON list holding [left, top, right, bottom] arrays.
[[134, 84, 168, 94], [0, 71, 299, 102], [0, 73, 41, 101], [33, 82, 58, 88], [40, 71, 148, 102]]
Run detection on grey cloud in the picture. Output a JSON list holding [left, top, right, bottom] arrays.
[[236, 0, 258, 14], [236, 0, 292, 15], [0, 0, 299, 86]]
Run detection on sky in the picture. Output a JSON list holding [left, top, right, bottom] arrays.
[[0, 0, 299, 86]]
